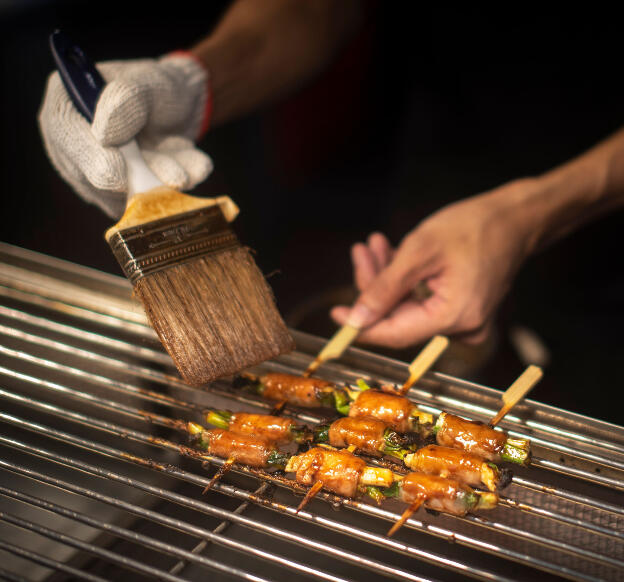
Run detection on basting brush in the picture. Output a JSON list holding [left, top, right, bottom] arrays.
[[50, 30, 294, 384]]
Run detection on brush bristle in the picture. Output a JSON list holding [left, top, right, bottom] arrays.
[[135, 246, 295, 384]]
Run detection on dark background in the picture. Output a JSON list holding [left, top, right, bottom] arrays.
[[1, 1, 622, 424]]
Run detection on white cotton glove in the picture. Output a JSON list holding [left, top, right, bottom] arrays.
[[38, 53, 214, 219]]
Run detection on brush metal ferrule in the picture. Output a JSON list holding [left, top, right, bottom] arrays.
[[107, 205, 240, 283]]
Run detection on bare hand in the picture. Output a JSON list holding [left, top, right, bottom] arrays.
[[331, 180, 536, 347]]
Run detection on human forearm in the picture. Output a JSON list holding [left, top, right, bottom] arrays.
[[507, 127, 624, 256], [190, 0, 363, 126]]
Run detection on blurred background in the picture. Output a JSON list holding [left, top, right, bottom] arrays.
[[1, 1, 622, 423]]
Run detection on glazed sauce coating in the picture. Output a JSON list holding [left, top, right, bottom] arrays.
[[400, 473, 472, 516], [410, 445, 485, 488], [288, 447, 366, 497], [205, 428, 272, 466], [260, 373, 332, 407], [436, 413, 507, 461], [328, 417, 387, 454], [229, 412, 294, 444], [349, 390, 414, 433]]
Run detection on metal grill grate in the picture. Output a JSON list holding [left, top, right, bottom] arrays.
[[0, 242, 622, 582]]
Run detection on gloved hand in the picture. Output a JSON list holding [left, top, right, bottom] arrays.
[[38, 53, 214, 219]]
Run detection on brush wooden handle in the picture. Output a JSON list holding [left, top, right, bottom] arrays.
[[118, 141, 164, 197]]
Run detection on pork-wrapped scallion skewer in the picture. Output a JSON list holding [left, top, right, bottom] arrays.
[[285, 446, 395, 505], [204, 409, 419, 458], [189, 423, 393, 503], [203, 409, 309, 445], [234, 373, 433, 433], [434, 412, 531, 465], [187, 423, 290, 468], [385, 472, 499, 536], [234, 372, 341, 409], [313, 416, 419, 458], [403, 444, 512, 491]]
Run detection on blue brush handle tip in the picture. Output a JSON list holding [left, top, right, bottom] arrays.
[[49, 29, 106, 122]]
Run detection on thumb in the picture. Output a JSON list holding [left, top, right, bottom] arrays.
[[346, 241, 431, 329]]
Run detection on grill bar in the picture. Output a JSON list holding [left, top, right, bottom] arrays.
[[168, 482, 271, 577], [1, 357, 621, 545], [1, 243, 623, 582], [0, 482, 354, 582], [0, 461, 436, 582], [1, 347, 623, 545], [1, 400, 619, 582], [1, 298, 623, 491], [1, 339, 622, 520], [0, 414, 506, 582], [0, 540, 108, 582], [0, 510, 193, 582]]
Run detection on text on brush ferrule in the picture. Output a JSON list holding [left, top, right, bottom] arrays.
[[107, 206, 240, 283]]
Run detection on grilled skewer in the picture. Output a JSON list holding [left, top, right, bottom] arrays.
[[313, 417, 418, 458], [235, 373, 433, 432], [385, 473, 499, 535], [204, 409, 309, 445], [285, 446, 394, 504], [189, 423, 393, 502], [187, 423, 290, 468], [235, 372, 338, 408], [403, 444, 512, 491], [347, 388, 433, 434], [204, 409, 419, 459], [434, 412, 531, 465]]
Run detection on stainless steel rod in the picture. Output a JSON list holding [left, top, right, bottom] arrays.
[[0, 284, 152, 338], [0, 340, 195, 412], [511, 476, 624, 516], [0, 304, 171, 365], [498, 496, 624, 541], [0, 442, 440, 582], [0, 483, 350, 582], [0, 410, 609, 582], [168, 482, 270, 577], [2, 364, 622, 541], [2, 318, 623, 490], [1, 377, 622, 551], [0, 538, 108, 582], [4, 287, 624, 466], [0, 416, 515, 582], [0, 510, 191, 582]]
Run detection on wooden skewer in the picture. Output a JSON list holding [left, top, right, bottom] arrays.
[[303, 324, 360, 377], [269, 400, 287, 415], [202, 456, 235, 494], [295, 480, 324, 513], [399, 335, 450, 394], [490, 364, 543, 427], [387, 496, 425, 537]]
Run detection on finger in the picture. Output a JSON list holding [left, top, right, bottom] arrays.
[[145, 135, 213, 187], [92, 76, 150, 147], [351, 243, 378, 292], [354, 300, 445, 349], [367, 232, 393, 270], [348, 240, 434, 329], [169, 147, 213, 187], [142, 150, 190, 190], [39, 73, 127, 193], [330, 305, 350, 325], [453, 318, 494, 346]]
